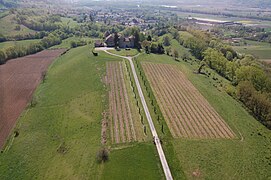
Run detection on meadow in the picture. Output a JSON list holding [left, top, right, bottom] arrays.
[[0, 14, 35, 36], [233, 40, 271, 62], [0, 46, 163, 179], [0, 39, 40, 50], [135, 41, 271, 179]]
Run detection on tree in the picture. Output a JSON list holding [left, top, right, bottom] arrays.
[[173, 49, 179, 60], [163, 35, 170, 46], [165, 47, 171, 56], [147, 35, 152, 41], [157, 43, 165, 54], [114, 32, 119, 48], [236, 65, 271, 92], [184, 36, 207, 59], [89, 14, 94, 22], [15, 25, 21, 31], [0, 50, 6, 65], [182, 52, 190, 61], [96, 148, 109, 163], [203, 48, 228, 76], [70, 41, 77, 48], [150, 42, 158, 53], [237, 81, 271, 124], [198, 61, 206, 74], [226, 51, 233, 61], [226, 61, 238, 81], [134, 30, 140, 50], [141, 40, 151, 54]]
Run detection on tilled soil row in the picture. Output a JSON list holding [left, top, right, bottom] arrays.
[[142, 63, 235, 139]]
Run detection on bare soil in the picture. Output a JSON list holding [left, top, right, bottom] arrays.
[[0, 49, 66, 148]]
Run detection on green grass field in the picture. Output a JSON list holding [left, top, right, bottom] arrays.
[[108, 49, 140, 57], [0, 14, 35, 36], [59, 17, 80, 28], [0, 45, 163, 179], [135, 52, 271, 179], [50, 37, 92, 49], [233, 40, 271, 61], [0, 39, 40, 50]]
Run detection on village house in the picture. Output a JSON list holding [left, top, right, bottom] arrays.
[[104, 33, 135, 48]]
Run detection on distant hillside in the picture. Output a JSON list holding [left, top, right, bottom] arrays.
[[0, 0, 18, 9], [139, 0, 271, 9]]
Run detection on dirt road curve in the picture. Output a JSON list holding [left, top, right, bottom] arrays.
[[102, 49, 173, 180]]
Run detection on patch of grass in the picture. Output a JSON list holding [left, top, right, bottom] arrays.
[[179, 31, 194, 41], [136, 52, 271, 179], [102, 143, 164, 180], [233, 40, 271, 60], [0, 14, 36, 36], [108, 48, 140, 57], [59, 17, 80, 28], [50, 36, 92, 49], [0, 39, 40, 50]]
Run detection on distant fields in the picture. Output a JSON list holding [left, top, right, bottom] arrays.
[[136, 53, 271, 179], [0, 46, 163, 179], [233, 40, 271, 62]]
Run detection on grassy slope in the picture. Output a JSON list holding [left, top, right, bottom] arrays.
[[233, 40, 271, 60], [0, 46, 163, 179], [0, 14, 35, 36], [102, 143, 163, 180], [136, 51, 271, 179], [0, 39, 40, 50], [50, 37, 92, 49], [59, 17, 79, 28]]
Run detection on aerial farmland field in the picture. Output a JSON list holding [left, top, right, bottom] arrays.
[[0, 46, 163, 179], [135, 53, 271, 179], [0, 49, 66, 149], [142, 63, 235, 139], [106, 61, 144, 143]]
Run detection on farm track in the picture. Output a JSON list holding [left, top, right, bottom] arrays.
[[0, 49, 67, 149], [142, 63, 235, 139], [106, 62, 137, 144]]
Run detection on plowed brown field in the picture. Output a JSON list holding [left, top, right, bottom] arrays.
[[142, 63, 235, 139], [0, 49, 66, 148]]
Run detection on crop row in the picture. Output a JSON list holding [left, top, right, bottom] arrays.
[[106, 62, 137, 143], [142, 63, 235, 139]]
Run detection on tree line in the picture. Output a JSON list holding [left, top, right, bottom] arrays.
[[175, 28, 271, 128], [0, 33, 66, 64]]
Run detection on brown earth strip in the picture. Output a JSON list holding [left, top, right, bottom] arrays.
[[0, 49, 67, 149]]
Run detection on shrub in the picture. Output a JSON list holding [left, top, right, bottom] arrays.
[[97, 148, 109, 163]]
